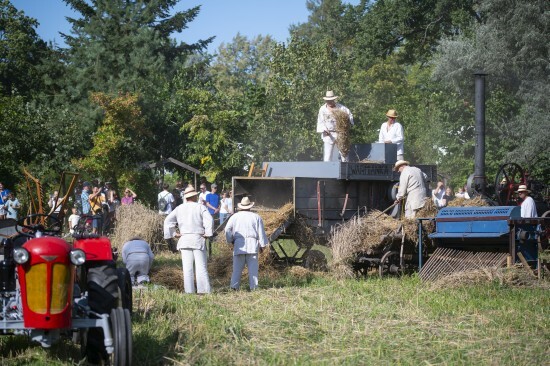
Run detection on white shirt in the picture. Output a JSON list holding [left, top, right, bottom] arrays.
[[225, 211, 268, 255], [199, 190, 210, 205], [397, 166, 428, 211], [68, 213, 81, 234], [220, 197, 233, 214], [520, 196, 538, 218], [163, 201, 213, 250], [316, 103, 354, 143], [378, 121, 404, 155], [158, 190, 174, 214]]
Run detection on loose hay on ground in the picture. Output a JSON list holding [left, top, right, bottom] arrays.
[[150, 265, 183, 291], [428, 266, 550, 290]]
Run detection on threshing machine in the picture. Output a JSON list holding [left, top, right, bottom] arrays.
[[232, 144, 437, 268]]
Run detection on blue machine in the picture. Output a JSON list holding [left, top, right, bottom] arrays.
[[428, 206, 541, 267]]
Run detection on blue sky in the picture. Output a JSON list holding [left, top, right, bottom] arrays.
[[11, 0, 359, 53]]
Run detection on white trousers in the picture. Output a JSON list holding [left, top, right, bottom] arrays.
[[231, 254, 259, 290], [180, 248, 211, 294], [323, 141, 348, 162]]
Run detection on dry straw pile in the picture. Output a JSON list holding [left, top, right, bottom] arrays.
[[111, 203, 165, 253], [333, 109, 351, 159], [447, 196, 490, 207]]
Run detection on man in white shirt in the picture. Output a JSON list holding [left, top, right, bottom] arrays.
[[164, 186, 213, 294], [378, 109, 404, 161], [316, 90, 354, 162], [225, 196, 268, 290], [394, 160, 428, 219], [516, 185, 538, 218]]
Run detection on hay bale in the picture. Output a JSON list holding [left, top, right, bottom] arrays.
[[333, 109, 351, 158], [111, 203, 165, 253]]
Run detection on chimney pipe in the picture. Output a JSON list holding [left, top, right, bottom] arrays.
[[474, 72, 487, 194]]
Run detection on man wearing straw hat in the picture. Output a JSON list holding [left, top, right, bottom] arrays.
[[316, 90, 354, 162], [379, 109, 404, 161], [163, 186, 213, 294], [225, 196, 268, 291], [394, 160, 428, 219], [516, 185, 537, 218]]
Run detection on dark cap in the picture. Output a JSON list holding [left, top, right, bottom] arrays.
[[83, 181, 91, 187]]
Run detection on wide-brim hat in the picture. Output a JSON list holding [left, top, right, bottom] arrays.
[[516, 184, 530, 193], [386, 109, 398, 118], [183, 186, 199, 199], [238, 196, 255, 210], [323, 90, 338, 101], [394, 160, 410, 171]]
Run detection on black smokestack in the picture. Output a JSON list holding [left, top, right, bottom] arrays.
[[474, 72, 487, 195]]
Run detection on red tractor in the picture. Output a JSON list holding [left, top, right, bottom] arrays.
[[0, 214, 133, 365]]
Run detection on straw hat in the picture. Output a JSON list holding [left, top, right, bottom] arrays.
[[323, 90, 338, 101], [237, 196, 255, 210], [394, 160, 410, 171], [516, 185, 530, 193], [183, 186, 199, 199], [386, 109, 398, 118]]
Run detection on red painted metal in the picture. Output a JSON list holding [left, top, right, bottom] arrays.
[[18, 237, 74, 329], [73, 237, 113, 261]]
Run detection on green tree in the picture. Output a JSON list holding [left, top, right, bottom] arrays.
[[61, 0, 212, 162], [433, 0, 550, 182], [0, 0, 52, 96]]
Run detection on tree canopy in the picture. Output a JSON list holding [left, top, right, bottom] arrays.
[[2, 0, 548, 204]]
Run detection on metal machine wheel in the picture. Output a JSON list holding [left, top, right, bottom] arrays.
[[495, 163, 525, 205], [378, 251, 401, 277], [110, 307, 133, 366], [117, 267, 133, 314]]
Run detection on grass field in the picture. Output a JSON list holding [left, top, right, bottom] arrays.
[[1, 250, 549, 365]]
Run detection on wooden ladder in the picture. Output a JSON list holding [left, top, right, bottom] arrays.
[[248, 162, 269, 177]]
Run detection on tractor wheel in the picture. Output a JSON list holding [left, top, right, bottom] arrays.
[[84, 262, 119, 364], [110, 307, 133, 366], [117, 267, 133, 314]]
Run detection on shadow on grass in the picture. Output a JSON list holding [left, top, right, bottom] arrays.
[[132, 323, 181, 365], [0, 335, 82, 365]]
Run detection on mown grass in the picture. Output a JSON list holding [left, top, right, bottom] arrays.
[[1, 251, 548, 365]]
